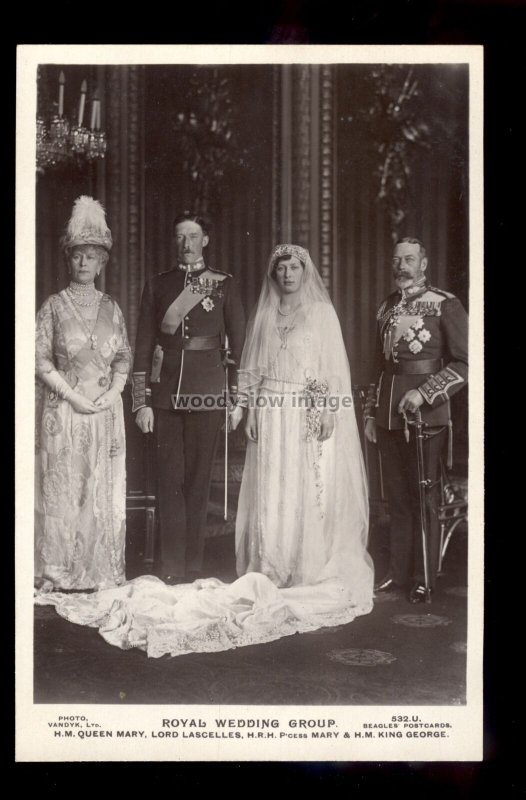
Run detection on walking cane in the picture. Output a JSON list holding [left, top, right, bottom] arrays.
[[222, 335, 231, 522], [407, 407, 433, 604]]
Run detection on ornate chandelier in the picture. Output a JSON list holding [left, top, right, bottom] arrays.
[[36, 71, 107, 173]]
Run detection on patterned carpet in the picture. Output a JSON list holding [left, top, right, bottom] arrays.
[[33, 523, 468, 706]]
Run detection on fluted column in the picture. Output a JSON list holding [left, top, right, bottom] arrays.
[[272, 64, 336, 294], [319, 65, 336, 297], [104, 65, 145, 346]]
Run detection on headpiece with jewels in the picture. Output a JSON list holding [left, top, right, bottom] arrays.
[[62, 196, 113, 251], [270, 244, 309, 264]]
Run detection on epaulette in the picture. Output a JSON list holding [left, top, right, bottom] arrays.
[[156, 268, 177, 278], [427, 286, 456, 300], [207, 266, 232, 278]]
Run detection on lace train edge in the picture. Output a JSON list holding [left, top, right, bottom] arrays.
[[141, 601, 373, 659], [34, 583, 374, 659]]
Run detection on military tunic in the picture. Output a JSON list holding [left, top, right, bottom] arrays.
[[366, 282, 468, 590], [132, 265, 245, 412], [132, 263, 246, 579]]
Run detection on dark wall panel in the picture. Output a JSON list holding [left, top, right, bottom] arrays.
[[143, 65, 275, 325]]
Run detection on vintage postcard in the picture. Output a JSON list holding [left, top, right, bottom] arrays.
[[16, 44, 483, 762]]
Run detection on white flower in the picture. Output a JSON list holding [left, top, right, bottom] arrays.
[[409, 340, 423, 354], [201, 297, 214, 312], [403, 328, 416, 341], [418, 328, 431, 343], [413, 317, 424, 330]]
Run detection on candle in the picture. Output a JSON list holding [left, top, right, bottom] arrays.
[[78, 79, 87, 127], [58, 71, 65, 117], [96, 100, 101, 131], [92, 89, 100, 130]]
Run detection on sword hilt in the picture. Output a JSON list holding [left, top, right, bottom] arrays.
[[403, 407, 432, 443], [404, 407, 424, 427]]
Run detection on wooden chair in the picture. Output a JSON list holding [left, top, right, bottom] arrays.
[[437, 461, 468, 574]]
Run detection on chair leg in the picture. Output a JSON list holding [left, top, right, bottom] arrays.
[[437, 457, 468, 575], [440, 518, 464, 567], [144, 506, 156, 570], [438, 519, 448, 575]]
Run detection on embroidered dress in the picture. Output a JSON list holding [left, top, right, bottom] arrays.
[[35, 289, 131, 590]]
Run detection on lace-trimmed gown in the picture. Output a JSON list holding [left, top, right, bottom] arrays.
[[35, 289, 132, 590]]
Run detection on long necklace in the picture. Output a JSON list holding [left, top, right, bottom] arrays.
[[276, 302, 301, 348], [66, 285, 101, 349]]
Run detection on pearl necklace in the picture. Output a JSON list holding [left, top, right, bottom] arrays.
[[67, 282, 100, 307], [277, 302, 301, 317]]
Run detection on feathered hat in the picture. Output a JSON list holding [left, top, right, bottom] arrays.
[[62, 196, 113, 251]]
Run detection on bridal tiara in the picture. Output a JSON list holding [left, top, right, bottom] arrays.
[[271, 244, 309, 263]]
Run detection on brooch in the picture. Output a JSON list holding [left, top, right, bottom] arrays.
[[201, 297, 215, 312]]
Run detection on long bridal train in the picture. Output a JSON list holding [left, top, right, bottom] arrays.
[[35, 571, 373, 659]]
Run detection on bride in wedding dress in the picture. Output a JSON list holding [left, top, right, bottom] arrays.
[[35, 244, 374, 659]]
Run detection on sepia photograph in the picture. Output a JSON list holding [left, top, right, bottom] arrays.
[[16, 44, 483, 762]]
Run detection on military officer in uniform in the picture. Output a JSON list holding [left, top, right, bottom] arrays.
[[365, 237, 468, 603], [132, 213, 246, 584]]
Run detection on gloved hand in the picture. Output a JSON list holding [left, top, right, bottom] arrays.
[[229, 405, 244, 431]]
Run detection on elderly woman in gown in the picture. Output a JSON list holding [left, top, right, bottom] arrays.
[[35, 244, 373, 657], [34, 197, 132, 592]]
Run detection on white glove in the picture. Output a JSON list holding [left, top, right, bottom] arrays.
[[93, 372, 127, 410], [229, 405, 244, 431]]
